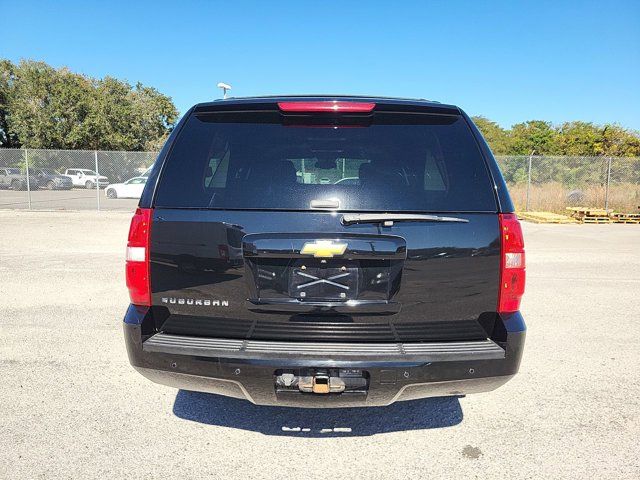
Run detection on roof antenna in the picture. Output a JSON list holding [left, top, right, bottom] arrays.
[[217, 82, 232, 99]]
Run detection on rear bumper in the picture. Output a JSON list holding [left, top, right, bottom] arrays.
[[124, 305, 525, 408]]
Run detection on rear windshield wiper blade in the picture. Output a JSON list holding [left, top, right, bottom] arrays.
[[341, 213, 469, 226]]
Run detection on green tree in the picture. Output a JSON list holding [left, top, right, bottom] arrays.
[[130, 82, 179, 151], [5, 61, 93, 148], [1, 59, 178, 151], [83, 76, 139, 150], [598, 124, 640, 157], [0, 60, 18, 147], [509, 120, 558, 155], [555, 121, 602, 156], [472, 116, 511, 154]]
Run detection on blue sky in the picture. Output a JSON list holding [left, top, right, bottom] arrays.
[[2, 0, 639, 129]]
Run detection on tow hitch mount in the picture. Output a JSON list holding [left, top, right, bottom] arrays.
[[275, 368, 368, 395]]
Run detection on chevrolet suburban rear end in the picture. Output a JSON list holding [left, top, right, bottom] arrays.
[[123, 96, 526, 407]]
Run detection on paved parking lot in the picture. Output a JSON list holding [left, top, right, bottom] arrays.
[[0, 188, 138, 211], [1, 211, 639, 479]]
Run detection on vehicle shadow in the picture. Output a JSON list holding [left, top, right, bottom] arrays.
[[173, 390, 463, 437]]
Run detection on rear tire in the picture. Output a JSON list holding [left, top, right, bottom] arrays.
[[46, 180, 56, 190], [106, 188, 117, 199], [11, 179, 24, 190], [85, 180, 94, 189]]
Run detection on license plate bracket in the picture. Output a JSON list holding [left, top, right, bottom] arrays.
[[288, 262, 359, 301]]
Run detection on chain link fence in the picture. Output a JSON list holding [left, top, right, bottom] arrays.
[[495, 155, 640, 213], [0, 149, 639, 213], [0, 148, 157, 211]]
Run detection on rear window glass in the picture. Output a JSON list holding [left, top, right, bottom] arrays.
[[155, 111, 496, 212]]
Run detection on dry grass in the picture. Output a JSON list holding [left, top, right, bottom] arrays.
[[508, 182, 640, 213]]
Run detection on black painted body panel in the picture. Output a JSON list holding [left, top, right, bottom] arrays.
[[149, 209, 500, 342]]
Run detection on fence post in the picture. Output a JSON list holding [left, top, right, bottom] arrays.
[[604, 156, 612, 211], [25, 148, 32, 210], [525, 151, 534, 212], [94, 150, 100, 212]]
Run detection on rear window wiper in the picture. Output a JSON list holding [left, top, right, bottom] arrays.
[[341, 213, 469, 226]]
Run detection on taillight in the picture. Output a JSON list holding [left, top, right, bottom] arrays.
[[277, 101, 376, 113], [498, 213, 526, 313], [126, 208, 152, 306]]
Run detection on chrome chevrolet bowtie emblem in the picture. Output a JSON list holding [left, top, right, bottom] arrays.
[[300, 240, 347, 258]]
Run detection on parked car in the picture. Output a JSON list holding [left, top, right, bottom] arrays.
[[63, 168, 109, 189], [123, 96, 526, 408], [105, 176, 147, 199], [0, 167, 38, 190], [32, 168, 73, 190]]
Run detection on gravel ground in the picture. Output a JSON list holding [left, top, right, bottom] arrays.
[[1, 211, 639, 479]]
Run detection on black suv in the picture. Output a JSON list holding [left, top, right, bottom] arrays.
[[123, 96, 526, 407]]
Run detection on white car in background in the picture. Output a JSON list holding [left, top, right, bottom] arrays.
[[105, 176, 147, 199]]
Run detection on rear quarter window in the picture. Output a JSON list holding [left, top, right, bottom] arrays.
[[155, 110, 497, 212]]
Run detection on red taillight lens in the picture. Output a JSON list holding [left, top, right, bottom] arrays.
[[277, 101, 376, 113], [126, 208, 152, 306], [498, 213, 526, 313]]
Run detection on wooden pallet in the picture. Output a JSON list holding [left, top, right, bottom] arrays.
[[520, 207, 639, 224], [566, 206, 616, 224], [581, 216, 612, 224], [611, 213, 640, 224], [518, 211, 578, 224], [566, 207, 613, 217]]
